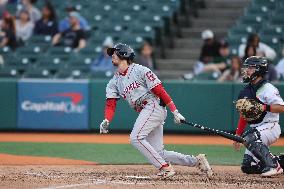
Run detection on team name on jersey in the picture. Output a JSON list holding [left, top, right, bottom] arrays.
[[122, 81, 141, 98]]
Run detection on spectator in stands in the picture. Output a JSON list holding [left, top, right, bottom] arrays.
[[17, 0, 41, 22], [218, 56, 242, 82], [137, 41, 155, 70], [238, 33, 276, 61], [52, 11, 86, 52], [34, 1, 57, 36], [276, 47, 284, 80], [91, 36, 114, 72], [15, 9, 34, 43], [0, 16, 17, 49], [242, 44, 256, 62], [213, 40, 231, 71], [58, 5, 90, 33], [193, 29, 221, 75]]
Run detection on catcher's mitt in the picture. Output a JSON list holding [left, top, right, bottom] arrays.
[[235, 98, 264, 121]]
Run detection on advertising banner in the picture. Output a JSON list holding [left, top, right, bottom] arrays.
[[17, 79, 89, 130]]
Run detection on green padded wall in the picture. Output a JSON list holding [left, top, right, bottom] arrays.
[[0, 79, 17, 130], [162, 81, 234, 132]]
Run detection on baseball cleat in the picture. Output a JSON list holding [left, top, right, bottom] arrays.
[[196, 154, 213, 178], [261, 162, 283, 177], [157, 164, 175, 179]]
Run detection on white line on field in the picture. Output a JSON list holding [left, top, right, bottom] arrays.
[[125, 175, 151, 179]]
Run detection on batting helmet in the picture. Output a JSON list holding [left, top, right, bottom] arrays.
[[242, 56, 268, 83], [107, 43, 135, 61]]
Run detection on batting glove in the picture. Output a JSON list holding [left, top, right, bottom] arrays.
[[172, 110, 185, 124], [100, 119, 110, 134]]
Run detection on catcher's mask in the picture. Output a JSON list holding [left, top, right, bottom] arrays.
[[241, 56, 268, 83], [107, 43, 135, 61]]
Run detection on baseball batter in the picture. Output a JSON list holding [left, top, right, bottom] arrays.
[[233, 56, 284, 177], [99, 43, 213, 178]]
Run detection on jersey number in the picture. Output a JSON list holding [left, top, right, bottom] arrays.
[[146, 71, 156, 82]]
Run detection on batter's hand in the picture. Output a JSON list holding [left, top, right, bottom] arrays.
[[100, 119, 109, 134], [172, 110, 185, 124], [233, 141, 241, 151]]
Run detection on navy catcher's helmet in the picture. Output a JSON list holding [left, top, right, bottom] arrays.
[[242, 56, 268, 83], [107, 43, 135, 61]]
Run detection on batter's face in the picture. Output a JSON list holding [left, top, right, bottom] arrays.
[[111, 52, 121, 66]]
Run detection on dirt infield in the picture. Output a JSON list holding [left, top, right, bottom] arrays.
[[0, 165, 283, 189], [0, 133, 283, 145]]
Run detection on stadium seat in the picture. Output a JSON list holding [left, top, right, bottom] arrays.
[[269, 14, 284, 27], [129, 23, 155, 43], [0, 66, 21, 78], [118, 35, 144, 51], [229, 24, 256, 36], [78, 46, 100, 58], [56, 68, 89, 79], [259, 26, 283, 38], [245, 5, 272, 15], [252, 0, 276, 9], [36, 55, 68, 72], [23, 67, 53, 78], [227, 33, 248, 46], [90, 70, 113, 79], [67, 55, 93, 72], [0, 46, 13, 60], [46, 46, 73, 60], [15, 45, 43, 62], [193, 72, 219, 81], [6, 56, 33, 70]]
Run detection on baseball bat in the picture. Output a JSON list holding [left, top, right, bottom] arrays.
[[181, 120, 246, 143]]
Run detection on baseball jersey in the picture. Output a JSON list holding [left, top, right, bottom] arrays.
[[106, 63, 161, 109], [238, 79, 284, 127]]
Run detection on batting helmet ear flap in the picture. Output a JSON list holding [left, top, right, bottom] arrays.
[[128, 52, 135, 61]]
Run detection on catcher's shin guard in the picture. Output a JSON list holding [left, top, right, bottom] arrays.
[[243, 129, 277, 170], [241, 154, 265, 174], [276, 154, 284, 169]]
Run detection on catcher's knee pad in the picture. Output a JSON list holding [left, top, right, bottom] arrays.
[[242, 129, 276, 169], [241, 154, 264, 174]]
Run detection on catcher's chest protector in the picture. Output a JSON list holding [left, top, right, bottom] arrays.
[[238, 80, 267, 124]]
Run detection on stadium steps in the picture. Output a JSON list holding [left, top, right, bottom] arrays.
[[156, 0, 250, 79], [181, 28, 228, 39], [158, 70, 191, 80], [155, 58, 195, 70], [197, 9, 243, 19]]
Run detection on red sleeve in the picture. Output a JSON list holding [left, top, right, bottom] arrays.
[[151, 84, 177, 112], [105, 98, 117, 122], [236, 115, 247, 136]]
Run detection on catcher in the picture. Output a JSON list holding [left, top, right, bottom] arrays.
[[234, 56, 284, 177]]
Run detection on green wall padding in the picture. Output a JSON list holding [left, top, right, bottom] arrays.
[[0, 79, 17, 130]]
